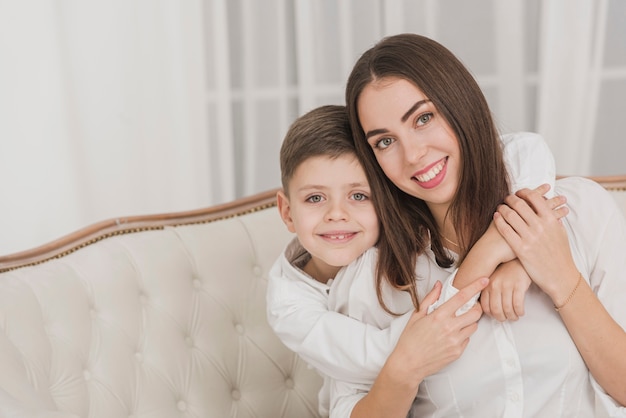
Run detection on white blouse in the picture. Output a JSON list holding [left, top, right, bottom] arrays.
[[266, 133, 600, 416], [327, 177, 626, 418]]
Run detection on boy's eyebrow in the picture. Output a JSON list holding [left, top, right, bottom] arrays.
[[365, 99, 430, 139], [294, 184, 329, 194], [348, 181, 369, 188], [296, 181, 370, 193]]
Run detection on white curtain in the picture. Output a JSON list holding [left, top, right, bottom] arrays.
[[0, 1, 210, 255], [1, 0, 624, 256], [537, 0, 600, 175]]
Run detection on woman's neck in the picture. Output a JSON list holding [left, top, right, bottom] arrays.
[[429, 203, 459, 250]]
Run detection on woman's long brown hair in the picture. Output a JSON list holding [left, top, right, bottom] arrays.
[[346, 33, 510, 313]]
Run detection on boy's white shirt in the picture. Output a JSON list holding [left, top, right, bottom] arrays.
[[266, 132, 556, 416]]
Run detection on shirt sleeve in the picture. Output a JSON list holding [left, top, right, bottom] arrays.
[[328, 380, 368, 418], [267, 251, 412, 384], [500, 132, 556, 196], [426, 269, 479, 315]]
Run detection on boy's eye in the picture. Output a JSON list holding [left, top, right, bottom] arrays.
[[351, 192, 368, 201], [306, 195, 323, 203]]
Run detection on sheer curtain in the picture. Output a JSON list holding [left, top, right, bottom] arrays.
[[0, 1, 210, 255], [1, 0, 624, 255]]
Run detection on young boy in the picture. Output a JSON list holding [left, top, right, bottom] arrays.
[[267, 105, 559, 416]]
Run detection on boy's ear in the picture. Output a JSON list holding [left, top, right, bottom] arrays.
[[276, 189, 297, 233]]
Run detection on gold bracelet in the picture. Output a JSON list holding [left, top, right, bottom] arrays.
[[554, 272, 583, 312]]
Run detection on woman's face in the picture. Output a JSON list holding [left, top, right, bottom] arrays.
[[357, 77, 461, 217]]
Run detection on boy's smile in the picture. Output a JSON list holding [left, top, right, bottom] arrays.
[[277, 154, 379, 282]]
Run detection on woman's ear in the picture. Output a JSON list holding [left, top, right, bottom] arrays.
[[276, 189, 297, 233]]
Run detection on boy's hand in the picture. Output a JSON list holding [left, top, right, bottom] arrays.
[[480, 259, 530, 321]]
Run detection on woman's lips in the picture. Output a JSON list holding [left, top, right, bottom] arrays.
[[412, 157, 448, 189]]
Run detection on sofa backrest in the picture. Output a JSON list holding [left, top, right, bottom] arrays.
[[0, 190, 322, 418], [0, 176, 624, 418]]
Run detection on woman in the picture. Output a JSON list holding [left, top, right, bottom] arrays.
[[337, 33, 626, 417]]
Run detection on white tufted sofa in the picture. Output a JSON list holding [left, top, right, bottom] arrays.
[[0, 176, 625, 418]]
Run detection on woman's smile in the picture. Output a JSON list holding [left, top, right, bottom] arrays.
[[412, 157, 448, 188], [357, 77, 461, 213]]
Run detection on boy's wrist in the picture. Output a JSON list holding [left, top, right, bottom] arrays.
[[455, 241, 501, 288]]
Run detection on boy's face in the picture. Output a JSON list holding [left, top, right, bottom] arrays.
[[278, 154, 379, 279]]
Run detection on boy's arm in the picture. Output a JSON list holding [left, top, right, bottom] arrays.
[[267, 253, 411, 384]]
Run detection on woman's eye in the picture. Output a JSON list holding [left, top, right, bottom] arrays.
[[306, 195, 323, 203], [351, 192, 368, 201], [375, 137, 394, 149], [416, 112, 433, 126]]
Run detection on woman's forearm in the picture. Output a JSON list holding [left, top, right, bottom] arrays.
[[350, 346, 421, 418], [346, 279, 487, 417], [554, 276, 626, 406]]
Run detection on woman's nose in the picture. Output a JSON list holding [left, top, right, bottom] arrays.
[[404, 137, 427, 164]]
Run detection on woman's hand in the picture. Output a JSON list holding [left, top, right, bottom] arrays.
[[470, 185, 567, 267], [350, 277, 489, 418], [493, 185, 578, 302], [389, 277, 488, 384]]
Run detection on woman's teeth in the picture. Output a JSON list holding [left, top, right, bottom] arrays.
[[416, 159, 445, 182]]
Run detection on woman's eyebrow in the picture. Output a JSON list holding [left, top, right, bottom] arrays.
[[365, 128, 388, 139], [401, 99, 430, 123], [364, 99, 431, 140]]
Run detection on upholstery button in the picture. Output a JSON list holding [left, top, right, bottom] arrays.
[[177, 401, 187, 411], [135, 352, 144, 362], [83, 370, 91, 381], [285, 378, 294, 389], [234, 324, 244, 335], [192, 279, 202, 289], [90, 309, 97, 319], [139, 294, 148, 305], [231, 389, 241, 400], [253, 266, 262, 276], [185, 336, 194, 347]]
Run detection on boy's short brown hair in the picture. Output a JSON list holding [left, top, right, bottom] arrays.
[[279, 105, 355, 194]]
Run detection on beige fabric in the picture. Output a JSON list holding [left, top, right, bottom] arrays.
[[0, 207, 322, 418], [0, 181, 623, 417]]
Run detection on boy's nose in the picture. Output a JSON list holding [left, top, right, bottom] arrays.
[[325, 201, 349, 221]]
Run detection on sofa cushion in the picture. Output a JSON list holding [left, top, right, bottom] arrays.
[[0, 206, 323, 418]]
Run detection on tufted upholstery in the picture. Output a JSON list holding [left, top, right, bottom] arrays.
[[0, 176, 624, 418], [0, 190, 322, 418]]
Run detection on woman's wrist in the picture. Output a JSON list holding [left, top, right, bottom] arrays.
[[551, 270, 584, 311], [383, 344, 424, 392]]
